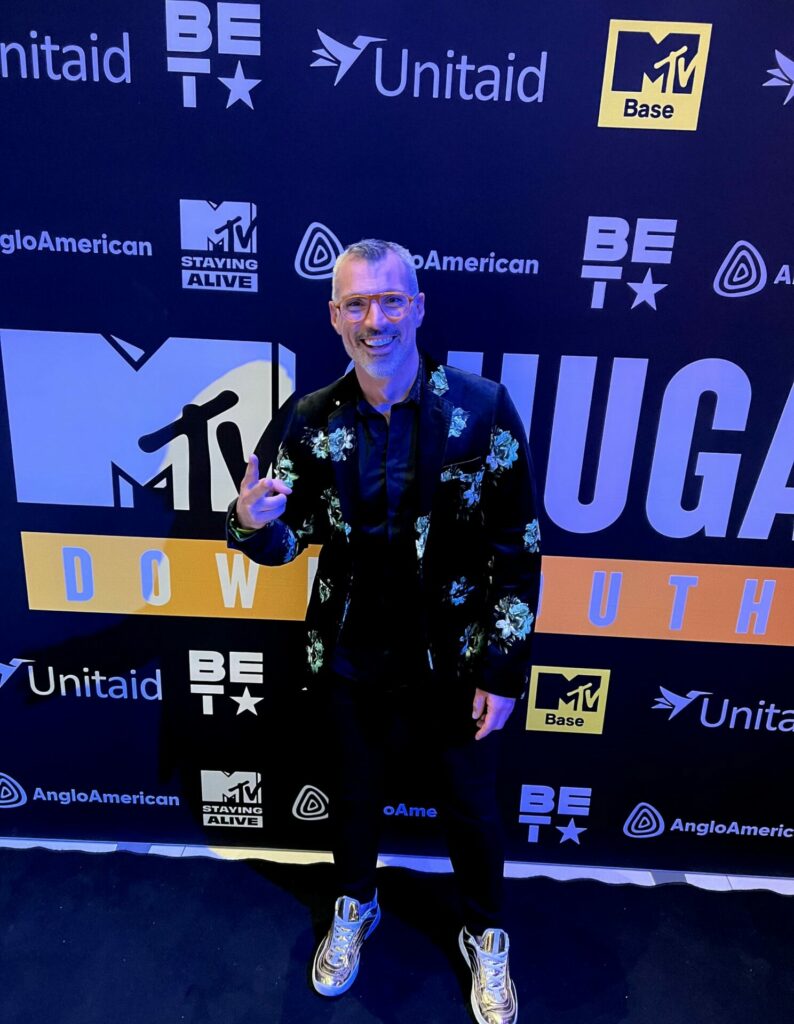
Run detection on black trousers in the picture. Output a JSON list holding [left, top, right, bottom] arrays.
[[324, 673, 506, 935]]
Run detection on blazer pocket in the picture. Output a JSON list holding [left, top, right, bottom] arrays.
[[440, 455, 484, 476]]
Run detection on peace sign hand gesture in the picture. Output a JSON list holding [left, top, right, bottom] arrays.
[[235, 454, 293, 530]]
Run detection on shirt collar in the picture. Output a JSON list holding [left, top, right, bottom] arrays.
[[355, 354, 423, 415]]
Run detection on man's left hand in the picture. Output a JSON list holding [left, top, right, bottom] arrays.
[[472, 689, 516, 741]]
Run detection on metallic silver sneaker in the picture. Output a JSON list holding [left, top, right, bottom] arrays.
[[458, 926, 518, 1024], [311, 894, 381, 996]]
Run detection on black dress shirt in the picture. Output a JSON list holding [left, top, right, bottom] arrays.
[[330, 366, 428, 687]]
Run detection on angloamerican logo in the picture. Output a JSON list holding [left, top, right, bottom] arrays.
[[623, 801, 794, 840], [292, 784, 329, 820], [311, 29, 547, 104], [294, 221, 539, 280], [0, 772, 27, 808], [0, 228, 152, 258], [713, 241, 767, 298], [0, 770, 178, 809]]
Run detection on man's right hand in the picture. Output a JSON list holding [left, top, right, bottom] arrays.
[[235, 454, 293, 530]]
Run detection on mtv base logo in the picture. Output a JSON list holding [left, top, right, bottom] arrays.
[[201, 770, 262, 827], [165, 1, 261, 109], [598, 20, 712, 131], [526, 666, 610, 734], [180, 200, 257, 291], [581, 216, 676, 309]]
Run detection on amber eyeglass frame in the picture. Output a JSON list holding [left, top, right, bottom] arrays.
[[333, 291, 420, 323]]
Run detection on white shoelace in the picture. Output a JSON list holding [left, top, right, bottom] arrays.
[[328, 921, 355, 964], [478, 947, 509, 1000]]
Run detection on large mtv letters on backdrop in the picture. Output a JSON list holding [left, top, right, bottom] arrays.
[[0, 0, 793, 875], [2, 331, 273, 510]]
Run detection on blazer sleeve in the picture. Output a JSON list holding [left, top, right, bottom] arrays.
[[478, 383, 542, 698], [225, 399, 329, 565]]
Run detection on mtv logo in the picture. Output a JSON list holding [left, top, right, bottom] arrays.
[[526, 666, 610, 734], [0, 330, 294, 512], [201, 769, 262, 804], [599, 20, 712, 131], [180, 200, 257, 253]]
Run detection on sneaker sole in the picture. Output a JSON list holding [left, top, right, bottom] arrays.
[[311, 906, 381, 997], [458, 928, 518, 1024]]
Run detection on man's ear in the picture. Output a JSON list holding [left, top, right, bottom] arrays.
[[329, 299, 341, 335], [414, 292, 426, 327]]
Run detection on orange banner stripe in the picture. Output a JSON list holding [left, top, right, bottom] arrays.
[[20, 533, 794, 646]]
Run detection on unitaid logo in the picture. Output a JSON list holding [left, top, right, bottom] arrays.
[[312, 30, 547, 103]]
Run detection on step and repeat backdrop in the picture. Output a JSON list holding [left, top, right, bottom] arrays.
[[0, 0, 792, 875]]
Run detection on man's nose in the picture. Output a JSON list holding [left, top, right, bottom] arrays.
[[363, 298, 388, 330]]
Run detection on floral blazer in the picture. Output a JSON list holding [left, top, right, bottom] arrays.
[[226, 353, 542, 699]]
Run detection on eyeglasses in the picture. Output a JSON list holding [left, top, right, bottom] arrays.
[[334, 291, 419, 323]]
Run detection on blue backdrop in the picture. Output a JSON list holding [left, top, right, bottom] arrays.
[[0, 0, 792, 875]]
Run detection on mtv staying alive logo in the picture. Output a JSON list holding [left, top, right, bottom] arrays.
[[598, 20, 712, 131]]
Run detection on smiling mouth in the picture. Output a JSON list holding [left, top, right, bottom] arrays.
[[362, 335, 397, 349]]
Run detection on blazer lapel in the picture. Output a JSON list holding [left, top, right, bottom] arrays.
[[416, 357, 453, 517], [327, 374, 359, 529]]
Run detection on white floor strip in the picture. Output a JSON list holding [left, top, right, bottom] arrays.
[[0, 835, 789, 894]]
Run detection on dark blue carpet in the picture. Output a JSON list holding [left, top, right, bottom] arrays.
[[0, 847, 789, 1024]]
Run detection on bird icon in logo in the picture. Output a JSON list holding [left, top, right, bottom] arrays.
[[310, 30, 386, 85], [652, 686, 711, 720], [0, 659, 33, 690], [763, 51, 794, 105]]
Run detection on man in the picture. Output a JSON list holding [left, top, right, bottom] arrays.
[[227, 239, 541, 1024]]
